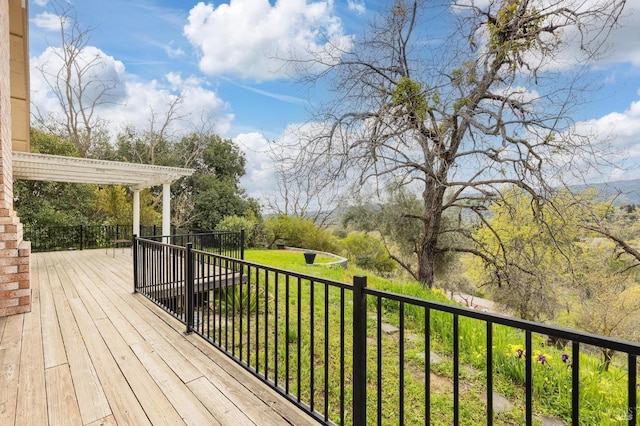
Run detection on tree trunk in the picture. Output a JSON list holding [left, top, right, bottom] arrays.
[[602, 348, 615, 372], [418, 180, 446, 288], [418, 240, 437, 288]]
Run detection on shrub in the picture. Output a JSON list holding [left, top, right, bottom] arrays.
[[216, 212, 263, 248], [263, 215, 339, 252], [216, 284, 267, 314], [340, 231, 396, 275]]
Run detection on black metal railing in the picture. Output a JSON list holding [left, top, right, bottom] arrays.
[[133, 237, 640, 425], [134, 238, 189, 322], [142, 230, 244, 259], [23, 224, 144, 252], [22, 224, 243, 255]]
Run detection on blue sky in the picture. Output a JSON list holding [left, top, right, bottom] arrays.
[[29, 0, 356, 138], [27, 0, 640, 203]]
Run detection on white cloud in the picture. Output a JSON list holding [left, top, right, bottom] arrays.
[[31, 12, 63, 31], [33, 0, 49, 7], [453, 0, 640, 72], [567, 96, 640, 181], [493, 86, 541, 104], [224, 78, 309, 104], [31, 45, 127, 107], [234, 123, 313, 203], [601, 4, 640, 67], [183, 0, 354, 81], [235, 121, 357, 209], [347, 0, 365, 14], [30, 45, 233, 138], [578, 99, 640, 155], [235, 132, 278, 199], [164, 42, 186, 59], [542, 0, 640, 70]]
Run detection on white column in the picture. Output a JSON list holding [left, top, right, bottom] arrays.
[[132, 189, 140, 237], [162, 182, 171, 241]]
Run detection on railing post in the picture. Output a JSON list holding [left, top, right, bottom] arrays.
[[240, 229, 245, 260], [132, 235, 138, 293], [353, 275, 367, 425], [185, 242, 194, 334], [79, 225, 84, 251], [629, 354, 636, 426]]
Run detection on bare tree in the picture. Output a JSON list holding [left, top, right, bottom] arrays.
[[32, 1, 119, 156], [144, 96, 185, 165], [114, 97, 185, 165], [266, 146, 346, 228], [572, 190, 640, 269], [286, 0, 627, 287]]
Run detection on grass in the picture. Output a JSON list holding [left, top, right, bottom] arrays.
[[247, 248, 342, 268], [203, 249, 637, 425]]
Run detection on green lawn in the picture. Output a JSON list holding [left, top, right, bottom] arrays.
[[246, 249, 338, 267], [227, 249, 636, 425]]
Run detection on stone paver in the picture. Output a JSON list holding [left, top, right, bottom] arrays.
[[539, 415, 565, 426], [381, 323, 400, 334], [415, 351, 445, 365]]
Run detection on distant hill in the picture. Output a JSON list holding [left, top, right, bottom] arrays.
[[572, 179, 640, 206], [268, 179, 640, 223]]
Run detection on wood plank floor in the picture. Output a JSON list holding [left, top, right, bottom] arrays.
[[0, 249, 313, 426]]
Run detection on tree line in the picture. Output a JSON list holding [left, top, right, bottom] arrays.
[[16, 127, 260, 233]]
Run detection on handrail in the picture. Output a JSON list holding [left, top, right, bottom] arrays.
[[133, 237, 640, 425]]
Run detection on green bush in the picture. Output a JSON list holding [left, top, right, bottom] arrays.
[[217, 284, 267, 314], [340, 231, 396, 275], [263, 215, 339, 252], [216, 212, 263, 248]]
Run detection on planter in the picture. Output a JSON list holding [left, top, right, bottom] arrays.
[[304, 252, 317, 264]]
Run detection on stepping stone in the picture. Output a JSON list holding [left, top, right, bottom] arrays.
[[415, 351, 444, 365], [539, 415, 565, 426], [381, 323, 399, 334], [481, 391, 513, 414], [405, 334, 421, 343], [491, 392, 513, 413]]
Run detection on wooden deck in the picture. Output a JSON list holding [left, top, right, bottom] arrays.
[[0, 249, 312, 426]]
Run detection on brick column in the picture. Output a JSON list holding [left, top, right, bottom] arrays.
[[0, 0, 31, 316], [0, 217, 30, 315]]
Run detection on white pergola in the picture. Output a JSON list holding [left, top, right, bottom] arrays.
[[12, 152, 194, 237]]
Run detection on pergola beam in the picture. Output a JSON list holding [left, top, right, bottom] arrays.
[[12, 152, 195, 238]]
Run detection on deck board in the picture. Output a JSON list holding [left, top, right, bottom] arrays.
[[67, 298, 152, 426], [130, 340, 221, 426], [39, 254, 67, 369], [15, 258, 47, 426], [187, 377, 256, 426], [49, 281, 111, 424], [86, 415, 117, 426], [45, 364, 83, 426], [94, 318, 185, 426], [3, 249, 312, 426], [0, 316, 6, 342], [0, 314, 23, 425], [77, 260, 205, 385], [53, 252, 108, 322]]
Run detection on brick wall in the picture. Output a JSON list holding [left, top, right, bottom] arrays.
[[0, 0, 31, 316]]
